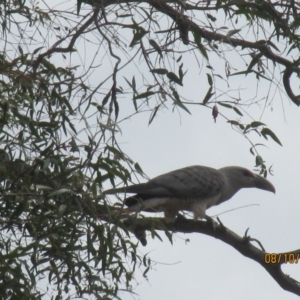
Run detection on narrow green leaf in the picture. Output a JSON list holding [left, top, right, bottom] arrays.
[[171, 88, 191, 114], [77, 0, 82, 15], [172, 88, 180, 101], [101, 243, 107, 276], [150, 68, 168, 75], [129, 28, 149, 47], [28, 122, 39, 137], [143, 266, 150, 278], [132, 97, 138, 111], [244, 124, 251, 133], [251, 121, 266, 128], [202, 87, 214, 104], [179, 64, 184, 81], [49, 189, 72, 197], [149, 105, 160, 125], [34, 185, 53, 190], [123, 76, 132, 88], [267, 40, 280, 52], [105, 145, 123, 158], [218, 102, 233, 108], [192, 29, 201, 44], [41, 59, 60, 79], [207, 13, 217, 22], [233, 107, 243, 116], [151, 229, 163, 241], [149, 39, 162, 57], [117, 14, 133, 18], [227, 120, 241, 126], [167, 72, 183, 86], [261, 128, 282, 146], [230, 70, 250, 77], [173, 99, 191, 114], [216, 0, 222, 8], [207, 73, 213, 86], [134, 91, 155, 99], [102, 91, 111, 106], [132, 76, 136, 93], [247, 52, 263, 73], [61, 96, 74, 114], [212, 104, 218, 122], [158, 221, 173, 244], [58, 204, 66, 218], [33, 46, 43, 55], [176, 55, 182, 62], [227, 29, 241, 37], [249, 143, 266, 156], [196, 42, 208, 60], [18, 45, 23, 55], [65, 115, 77, 134], [70, 137, 79, 152], [134, 163, 144, 175], [74, 197, 83, 213], [255, 155, 264, 167]]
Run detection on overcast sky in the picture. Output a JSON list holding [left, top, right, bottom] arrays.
[[116, 91, 300, 300], [84, 2, 300, 299], [16, 1, 300, 299], [104, 11, 300, 300]]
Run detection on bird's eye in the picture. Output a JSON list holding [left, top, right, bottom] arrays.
[[243, 170, 254, 178]]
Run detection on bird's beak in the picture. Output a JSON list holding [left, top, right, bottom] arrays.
[[254, 174, 276, 193]]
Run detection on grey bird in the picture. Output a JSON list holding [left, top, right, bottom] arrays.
[[105, 165, 275, 222]]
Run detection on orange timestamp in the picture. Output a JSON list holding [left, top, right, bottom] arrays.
[[264, 253, 300, 264]]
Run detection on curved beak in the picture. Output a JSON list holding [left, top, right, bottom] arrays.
[[254, 174, 276, 193]]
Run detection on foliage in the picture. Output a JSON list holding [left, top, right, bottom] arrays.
[[0, 0, 299, 298]]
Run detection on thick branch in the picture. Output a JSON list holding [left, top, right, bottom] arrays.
[[121, 216, 300, 297], [283, 68, 300, 106]]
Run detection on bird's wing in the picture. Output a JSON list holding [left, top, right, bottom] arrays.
[[105, 165, 225, 198]]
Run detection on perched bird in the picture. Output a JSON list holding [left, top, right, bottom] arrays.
[[105, 165, 275, 222]]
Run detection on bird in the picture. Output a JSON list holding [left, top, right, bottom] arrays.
[[104, 165, 275, 222]]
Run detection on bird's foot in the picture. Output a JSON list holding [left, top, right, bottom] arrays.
[[169, 213, 186, 232], [175, 213, 186, 221]]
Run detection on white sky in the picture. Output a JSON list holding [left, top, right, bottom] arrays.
[[7, 1, 300, 299], [117, 95, 300, 300], [106, 10, 300, 299], [83, 1, 300, 298]]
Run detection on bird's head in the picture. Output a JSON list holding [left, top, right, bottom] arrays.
[[219, 166, 275, 201]]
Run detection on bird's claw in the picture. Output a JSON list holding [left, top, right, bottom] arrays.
[[175, 213, 186, 221]]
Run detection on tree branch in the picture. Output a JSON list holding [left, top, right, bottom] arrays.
[[82, 0, 300, 106], [120, 216, 300, 297]]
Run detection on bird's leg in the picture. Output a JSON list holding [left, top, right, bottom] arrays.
[[163, 209, 178, 223]]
